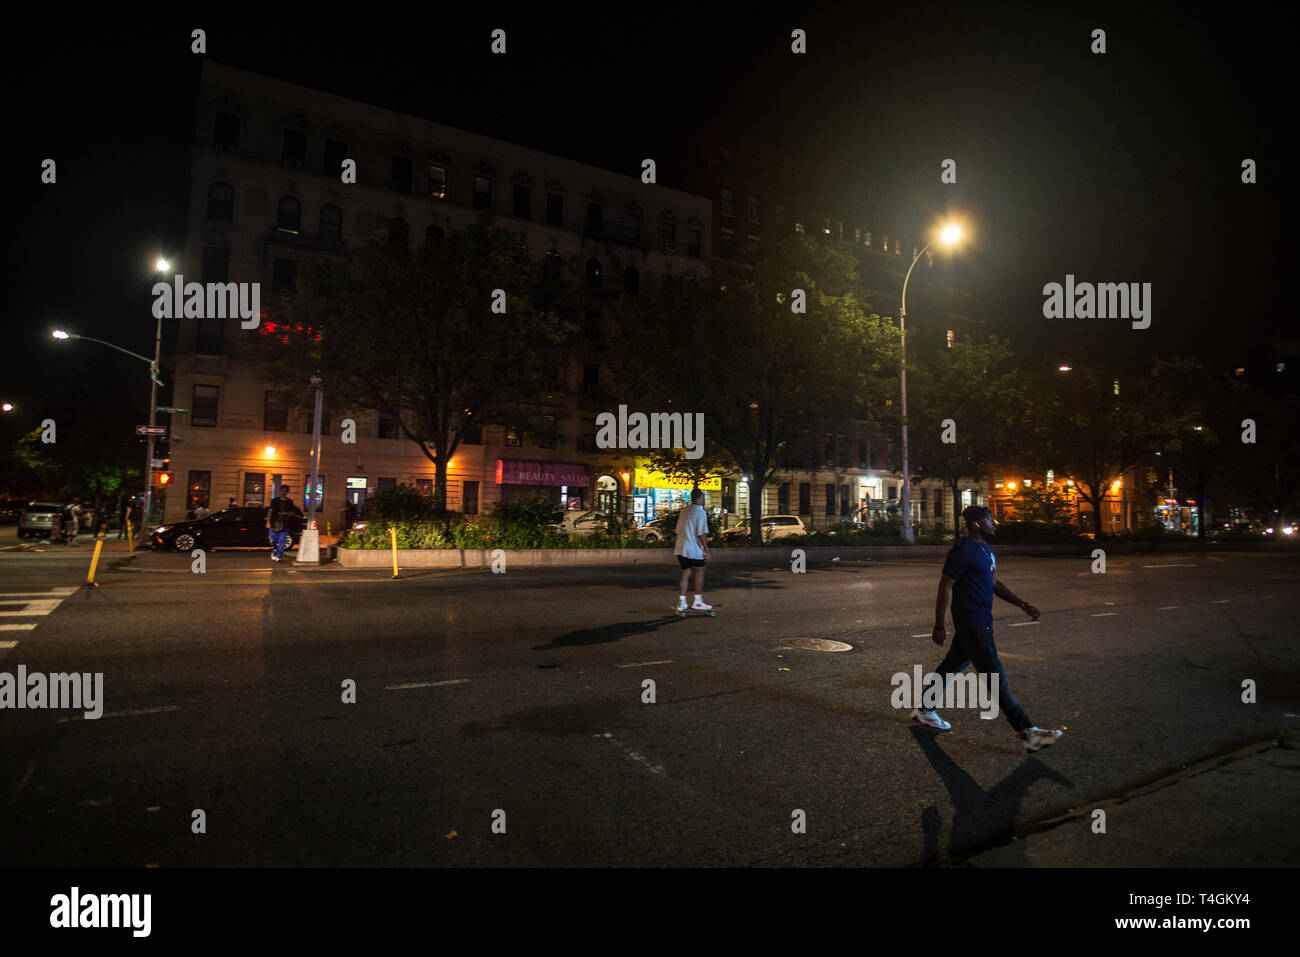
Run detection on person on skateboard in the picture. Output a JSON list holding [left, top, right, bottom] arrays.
[[674, 489, 713, 615]]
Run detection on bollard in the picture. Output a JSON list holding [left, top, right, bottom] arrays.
[[389, 525, 399, 579], [326, 521, 331, 537], [86, 525, 107, 588], [126, 519, 134, 556]]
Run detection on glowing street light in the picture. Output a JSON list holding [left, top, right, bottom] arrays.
[[52, 329, 70, 340]]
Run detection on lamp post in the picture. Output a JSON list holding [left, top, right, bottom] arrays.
[[898, 223, 962, 544], [296, 375, 325, 564]]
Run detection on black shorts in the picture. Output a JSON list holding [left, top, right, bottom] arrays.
[[677, 556, 706, 569]]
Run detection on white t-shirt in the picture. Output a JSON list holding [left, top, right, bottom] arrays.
[[674, 504, 709, 559]]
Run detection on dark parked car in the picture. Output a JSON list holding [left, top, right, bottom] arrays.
[[150, 507, 304, 552]]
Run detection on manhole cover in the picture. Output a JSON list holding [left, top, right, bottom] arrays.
[[780, 637, 854, 652]]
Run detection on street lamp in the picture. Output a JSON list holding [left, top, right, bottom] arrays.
[[899, 221, 964, 543]]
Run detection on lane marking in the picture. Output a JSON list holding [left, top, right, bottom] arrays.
[[1001, 652, 1046, 662], [385, 679, 469, 690], [1157, 605, 1179, 610], [616, 659, 675, 669], [0, 600, 62, 617], [1009, 621, 1039, 627], [1211, 600, 1231, 604], [1142, 563, 1197, 568], [910, 633, 931, 638], [0, 625, 37, 632], [0, 639, 18, 647], [56, 705, 180, 723], [1091, 612, 1118, 617]]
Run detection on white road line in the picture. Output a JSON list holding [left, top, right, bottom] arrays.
[[0, 600, 62, 617], [1211, 600, 1231, 604], [1010, 621, 1039, 627], [56, 705, 179, 723], [615, 659, 675, 669], [1092, 612, 1118, 617], [910, 633, 931, 638], [385, 679, 469, 690], [1157, 606, 1179, 610], [0, 625, 37, 632], [0, 639, 18, 647]]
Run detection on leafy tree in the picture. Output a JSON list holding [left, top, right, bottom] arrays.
[[254, 218, 576, 513], [1006, 480, 1074, 524]]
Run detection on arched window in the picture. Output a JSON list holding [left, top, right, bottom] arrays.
[[277, 196, 301, 232], [624, 266, 639, 296], [586, 257, 601, 288], [319, 205, 342, 241], [207, 182, 234, 221]]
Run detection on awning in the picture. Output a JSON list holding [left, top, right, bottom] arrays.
[[496, 460, 591, 486]]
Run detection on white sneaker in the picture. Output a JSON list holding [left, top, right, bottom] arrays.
[[676, 598, 687, 611], [911, 708, 952, 731], [1021, 727, 1064, 752], [690, 600, 712, 611], [271, 555, 280, 562]]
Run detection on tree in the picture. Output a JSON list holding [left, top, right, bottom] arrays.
[[1006, 480, 1074, 524], [906, 337, 1026, 534], [255, 219, 576, 513], [609, 235, 899, 544]]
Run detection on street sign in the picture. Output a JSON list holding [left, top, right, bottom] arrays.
[[151, 458, 164, 468], [157, 407, 189, 414], [135, 425, 167, 436]]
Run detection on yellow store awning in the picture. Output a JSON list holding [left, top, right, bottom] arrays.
[[634, 468, 722, 491]]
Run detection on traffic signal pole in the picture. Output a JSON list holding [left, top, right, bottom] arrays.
[[138, 310, 163, 547]]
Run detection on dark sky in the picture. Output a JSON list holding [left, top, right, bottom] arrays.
[[2, 3, 1290, 422]]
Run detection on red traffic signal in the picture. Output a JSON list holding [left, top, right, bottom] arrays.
[[157, 471, 172, 486]]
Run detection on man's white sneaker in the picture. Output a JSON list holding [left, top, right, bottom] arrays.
[[690, 600, 712, 611], [676, 598, 687, 611], [1021, 727, 1064, 752], [911, 708, 952, 731]]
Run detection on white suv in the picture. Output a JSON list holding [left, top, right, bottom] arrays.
[[721, 514, 808, 542]]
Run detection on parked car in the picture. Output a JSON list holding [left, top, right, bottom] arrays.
[[150, 506, 304, 552], [550, 509, 613, 537], [721, 514, 808, 542], [18, 502, 64, 539], [1, 499, 28, 525], [825, 521, 872, 536], [637, 516, 674, 542]]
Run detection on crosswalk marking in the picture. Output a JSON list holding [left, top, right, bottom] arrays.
[[0, 625, 37, 632], [0, 640, 18, 648], [0, 600, 62, 617]]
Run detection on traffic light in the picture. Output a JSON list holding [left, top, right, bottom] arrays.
[[157, 471, 172, 486]]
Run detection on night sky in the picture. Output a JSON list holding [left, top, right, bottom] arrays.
[[2, 4, 1289, 421]]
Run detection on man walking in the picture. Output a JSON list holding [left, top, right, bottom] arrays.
[[912, 505, 1064, 753], [268, 486, 303, 562], [673, 489, 712, 613], [64, 498, 82, 546]]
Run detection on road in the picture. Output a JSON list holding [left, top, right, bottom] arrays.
[[1, 535, 1297, 866]]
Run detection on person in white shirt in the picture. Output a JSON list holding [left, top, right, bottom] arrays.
[[673, 489, 712, 612], [193, 501, 211, 520]]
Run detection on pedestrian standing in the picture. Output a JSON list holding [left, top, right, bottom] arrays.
[[912, 504, 1065, 753], [268, 486, 303, 562], [118, 499, 130, 539], [194, 500, 211, 520], [673, 489, 712, 613], [65, 497, 82, 545]]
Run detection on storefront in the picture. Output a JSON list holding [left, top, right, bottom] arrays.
[[632, 468, 722, 525], [1155, 498, 1199, 536], [496, 459, 591, 508]]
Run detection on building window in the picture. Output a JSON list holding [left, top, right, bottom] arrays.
[[586, 203, 603, 232], [392, 156, 413, 192], [378, 411, 401, 440], [882, 234, 889, 251], [319, 204, 342, 241], [512, 184, 531, 219], [720, 187, 734, 217], [243, 473, 266, 506], [545, 192, 564, 226], [462, 480, 480, 515], [415, 478, 433, 496], [263, 392, 288, 432], [213, 113, 240, 150], [825, 483, 836, 517], [661, 222, 676, 249], [745, 234, 759, 259], [207, 182, 234, 221], [504, 427, 522, 447], [196, 315, 224, 356], [277, 196, 301, 232], [797, 483, 810, 514], [854, 227, 862, 243], [840, 485, 851, 517], [995, 480, 1004, 489], [858, 440, 868, 469], [794, 222, 805, 234], [720, 228, 734, 257], [582, 362, 599, 395], [894, 239, 901, 255], [1113, 378, 1121, 396], [302, 474, 325, 511], [946, 329, 955, 349], [429, 165, 447, 199], [377, 478, 396, 492], [779, 483, 791, 514], [543, 248, 561, 279], [323, 139, 347, 175], [864, 230, 872, 246], [746, 195, 759, 223], [538, 415, 557, 449], [687, 228, 701, 257], [624, 266, 639, 296], [281, 129, 307, 168], [202, 245, 230, 284], [473, 176, 493, 210], [192, 385, 219, 428], [586, 258, 601, 288], [186, 471, 212, 513], [722, 479, 736, 513], [272, 258, 297, 295]]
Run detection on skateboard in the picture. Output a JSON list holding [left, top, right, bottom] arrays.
[[675, 606, 716, 617]]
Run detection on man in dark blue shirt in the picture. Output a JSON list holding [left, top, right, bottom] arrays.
[[911, 505, 1065, 753]]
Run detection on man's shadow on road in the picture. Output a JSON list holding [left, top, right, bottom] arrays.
[[911, 726, 1073, 867], [532, 616, 683, 651]]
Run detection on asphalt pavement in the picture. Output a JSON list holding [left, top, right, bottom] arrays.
[[1, 528, 1297, 867]]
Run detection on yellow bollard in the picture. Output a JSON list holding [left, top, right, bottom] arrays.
[[86, 525, 106, 588], [126, 519, 134, 556], [326, 521, 332, 537], [389, 525, 400, 579]]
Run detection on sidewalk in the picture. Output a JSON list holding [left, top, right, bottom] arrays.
[[959, 732, 1300, 866]]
